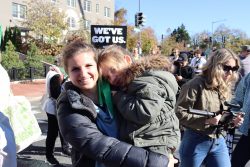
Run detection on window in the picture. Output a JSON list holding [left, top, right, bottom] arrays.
[[67, 17, 76, 28], [96, 3, 99, 13], [67, 0, 76, 7], [84, 20, 91, 30], [12, 3, 26, 19], [84, 0, 91, 12], [104, 7, 110, 17]]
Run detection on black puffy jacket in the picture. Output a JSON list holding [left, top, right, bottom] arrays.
[[57, 82, 169, 167]]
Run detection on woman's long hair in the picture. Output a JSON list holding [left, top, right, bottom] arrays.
[[202, 48, 240, 100]]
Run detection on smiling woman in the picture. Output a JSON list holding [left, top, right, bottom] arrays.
[[56, 39, 170, 167], [66, 52, 99, 96]]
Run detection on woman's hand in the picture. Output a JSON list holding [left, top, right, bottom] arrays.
[[205, 114, 222, 125], [232, 112, 244, 127]]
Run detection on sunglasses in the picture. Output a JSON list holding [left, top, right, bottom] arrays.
[[223, 65, 239, 73]]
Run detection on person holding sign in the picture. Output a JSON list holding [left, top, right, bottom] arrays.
[[56, 39, 170, 167], [98, 45, 180, 166]]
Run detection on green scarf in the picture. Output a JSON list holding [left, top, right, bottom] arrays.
[[98, 78, 115, 118]]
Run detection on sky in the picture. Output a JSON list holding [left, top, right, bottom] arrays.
[[115, 0, 250, 41]]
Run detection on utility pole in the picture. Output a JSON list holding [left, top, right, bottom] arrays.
[[138, 0, 142, 55], [211, 19, 226, 48], [135, 0, 145, 55]]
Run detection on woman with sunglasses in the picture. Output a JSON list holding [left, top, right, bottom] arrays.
[[175, 48, 244, 167]]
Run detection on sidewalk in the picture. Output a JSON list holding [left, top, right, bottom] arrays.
[[10, 79, 46, 97]]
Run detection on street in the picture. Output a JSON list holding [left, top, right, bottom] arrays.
[[11, 81, 250, 167], [17, 96, 71, 167]]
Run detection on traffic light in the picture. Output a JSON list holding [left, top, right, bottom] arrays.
[[209, 37, 212, 43], [222, 36, 226, 43], [135, 13, 138, 27], [135, 12, 145, 28]]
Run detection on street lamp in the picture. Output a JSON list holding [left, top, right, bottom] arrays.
[[211, 19, 227, 47]]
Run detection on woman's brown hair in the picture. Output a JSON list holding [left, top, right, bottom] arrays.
[[61, 39, 97, 74]]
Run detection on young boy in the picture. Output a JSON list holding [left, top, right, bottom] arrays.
[[98, 45, 180, 162]]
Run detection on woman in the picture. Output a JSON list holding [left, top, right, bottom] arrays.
[[231, 72, 250, 167], [175, 48, 244, 167], [56, 39, 169, 167]]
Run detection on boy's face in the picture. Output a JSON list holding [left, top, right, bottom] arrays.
[[179, 60, 188, 67], [100, 59, 128, 86], [100, 61, 120, 86]]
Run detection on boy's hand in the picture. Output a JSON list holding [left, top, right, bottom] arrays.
[[167, 154, 178, 167], [175, 75, 183, 81], [50, 65, 64, 82]]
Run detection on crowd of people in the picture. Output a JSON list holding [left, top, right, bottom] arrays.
[[1, 40, 250, 167], [53, 40, 247, 167]]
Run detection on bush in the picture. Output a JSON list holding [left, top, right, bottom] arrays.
[[24, 42, 55, 78], [1, 41, 24, 71]]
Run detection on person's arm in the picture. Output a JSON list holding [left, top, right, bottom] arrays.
[[57, 91, 169, 167], [50, 65, 64, 82], [189, 57, 196, 67], [49, 74, 61, 99], [175, 81, 208, 130], [113, 77, 174, 125], [231, 74, 247, 108], [197, 58, 207, 70]]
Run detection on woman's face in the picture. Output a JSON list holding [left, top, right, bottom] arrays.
[[222, 58, 238, 81], [67, 51, 98, 93]]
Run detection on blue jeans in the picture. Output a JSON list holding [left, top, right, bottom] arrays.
[[179, 129, 231, 167]]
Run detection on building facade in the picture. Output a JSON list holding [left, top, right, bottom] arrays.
[[0, 0, 114, 36]]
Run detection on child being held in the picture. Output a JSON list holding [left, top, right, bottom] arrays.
[[98, 45, 180, 164]]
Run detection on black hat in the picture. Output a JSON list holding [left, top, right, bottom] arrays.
[[177, 53, 188, 62], [241, 45, 250, 52]]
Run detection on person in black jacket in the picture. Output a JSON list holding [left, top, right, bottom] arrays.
[[56, 39, 170, 167], [173, 53, 194, 87]]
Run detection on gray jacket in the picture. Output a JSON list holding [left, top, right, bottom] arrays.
[[113, 56, 180, 156]]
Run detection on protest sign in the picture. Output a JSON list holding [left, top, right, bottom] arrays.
[[91, 25, 127, 48]]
